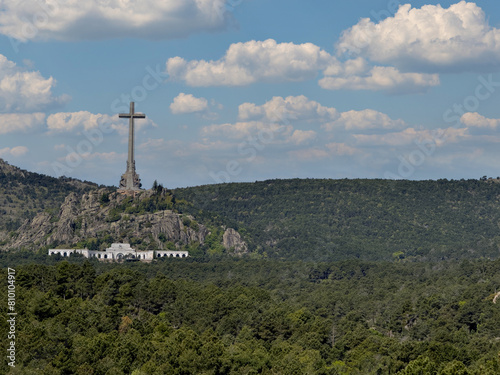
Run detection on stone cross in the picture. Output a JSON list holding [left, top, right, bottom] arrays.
[[118, 102, 146, 191]]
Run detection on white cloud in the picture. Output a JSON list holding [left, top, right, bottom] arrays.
[[0, 0, 231, 41], [201, 121, 291, 140], [0, 146, 28, 158], [167, 39, 333, 86], [0, 113, 46, 134], [460, 112, 500, 129], [170, 93, 208, 114], [167, 38, 440, 92], [320, 65, 439, 93], [0, 55, 69, 112], [47, 111, 156, 134], [338, 1, 500, 72], [238, 95, 339, 122], [204, 96, 410, 152], [289, 130, 317, 145], [323, 109, 406, 131]]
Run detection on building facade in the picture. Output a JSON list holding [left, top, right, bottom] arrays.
[[48, 243, 188, 261]]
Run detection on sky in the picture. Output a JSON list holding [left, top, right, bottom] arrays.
[[1, 0, 500, 188]]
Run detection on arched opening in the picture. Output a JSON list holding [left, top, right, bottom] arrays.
[[63, 252, 67, 257], [176, 254, 180, 258], [157, 253, 161, 258], [98, 254, 101, 259], [50, 252, 54, 255], [104, 254, 108, 259]]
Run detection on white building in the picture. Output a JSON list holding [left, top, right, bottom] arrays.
[[48, 243, 188, 261]]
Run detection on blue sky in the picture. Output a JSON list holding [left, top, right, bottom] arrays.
[[1, 0, 500, 188]]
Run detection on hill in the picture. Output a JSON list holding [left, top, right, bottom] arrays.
[[0, 158, 101, 237], [0, 163, 246, 255], [7, 188, 210, 251], [174, 178, 500, 261], [3, 157, 500, 262]]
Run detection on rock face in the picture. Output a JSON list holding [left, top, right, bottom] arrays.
[[223, 228, 248, 255], [9, 189, 209, 250]]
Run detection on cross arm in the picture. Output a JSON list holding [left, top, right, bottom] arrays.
[[119, 113, 146, 118]]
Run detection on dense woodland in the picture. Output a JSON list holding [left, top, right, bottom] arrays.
[[175, 178, 500, 261], [1, 253, 500, 374], [2, 163, 500, 373]]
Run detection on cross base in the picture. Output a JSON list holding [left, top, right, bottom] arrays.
[[119, 169, 142, 191]]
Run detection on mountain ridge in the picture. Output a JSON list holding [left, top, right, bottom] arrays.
[[2, 159, 500, 262]]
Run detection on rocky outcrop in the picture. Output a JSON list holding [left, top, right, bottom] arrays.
[[223, 228, 248, 255], [10, 189, 209, 250]]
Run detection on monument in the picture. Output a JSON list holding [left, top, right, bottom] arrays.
[[48, 243, 189, 262], [119, 102, 145, 191]]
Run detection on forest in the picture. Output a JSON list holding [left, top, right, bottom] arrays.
[[1, 252, 500, 374], [175, 178, 500, 261], [2, 167, 500, 374]]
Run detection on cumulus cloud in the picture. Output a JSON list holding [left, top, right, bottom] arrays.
[[338, 1, 500, 72], [47, 112, 112, 132], [0, 55, 69, 112], [1, 0, 232, 41], [166, 38, 439, 92], [289, 130, 317, 145], [238, 95, 338, 122], [201, 121, 291, 140], [320, 65, 439, 94], [202, 96, 341, 145], [167, 39, 333, 86], [0, 113, 46, 134], [170, 93, 208, 114], [460, 112, 500, 129], [323, 109, 406, 131], [47, 111, 156, 134], [0, 146, 28, 158], [204, 96, 410, 151]]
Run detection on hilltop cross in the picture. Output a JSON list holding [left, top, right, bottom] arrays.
[[118, 102, 145, 191]]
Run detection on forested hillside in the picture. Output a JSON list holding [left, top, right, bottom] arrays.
[[2, 165, 500, 374], [1, 255, 499, 374], [3, 157, 500, 263], [175, 178, 500, 261]]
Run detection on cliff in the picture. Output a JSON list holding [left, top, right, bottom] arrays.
[[7, 189, 209, 251]]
